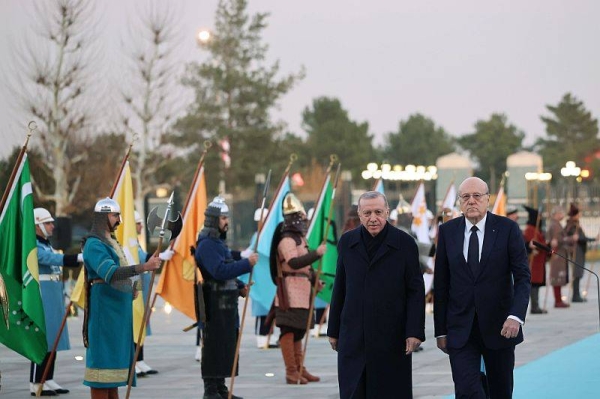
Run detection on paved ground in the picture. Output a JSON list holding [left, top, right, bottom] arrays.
[[1, 262, 599, 398]]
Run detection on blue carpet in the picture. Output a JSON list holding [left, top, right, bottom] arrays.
[[513, 333, 600, 398], [444, 333, 600, 398]]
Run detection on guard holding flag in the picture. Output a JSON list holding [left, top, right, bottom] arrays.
[[30, 207, 82, 396], [194, 195, 258, 399], [270, 193, 326, 385]]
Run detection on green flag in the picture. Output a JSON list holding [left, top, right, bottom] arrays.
[[0, 153, 47, 363], [307, 176, 338, 303]]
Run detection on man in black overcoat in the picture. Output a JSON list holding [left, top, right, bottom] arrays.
[[328, 191, 425, 399]]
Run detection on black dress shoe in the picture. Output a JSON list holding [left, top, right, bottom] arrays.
[[572, 297, 587, 303], [145, 369, 159, 375], [31, 390, 57, 397], [531, 308, 548, 314], [55, 388, 70, 394]]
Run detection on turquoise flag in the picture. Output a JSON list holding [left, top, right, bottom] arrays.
[[241, 176, 290, 316], [374, 179, 385, 194], [307, 176, 338, 303], [0, 153, 48, 363]]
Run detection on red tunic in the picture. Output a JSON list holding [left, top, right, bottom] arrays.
[[523, 225, 547, 286]]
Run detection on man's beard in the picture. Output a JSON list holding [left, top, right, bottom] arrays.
[[109, 221, 120, 233]]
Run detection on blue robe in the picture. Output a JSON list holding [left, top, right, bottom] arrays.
[[83, 237, 135, 388], [37, 239, 70, 351]]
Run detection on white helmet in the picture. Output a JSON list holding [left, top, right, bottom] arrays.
[[33, 208, 54, 225], [307, 207, 315, 220], [254, 208, 268, 222], [94, 197, 121, 213], [134, 210, 143, 224]]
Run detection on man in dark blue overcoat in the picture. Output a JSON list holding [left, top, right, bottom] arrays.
[[328, 191, 425, 399]]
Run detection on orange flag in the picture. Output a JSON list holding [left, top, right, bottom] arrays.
[[156, 167, 206, 320], [492, 183, 506, 216]]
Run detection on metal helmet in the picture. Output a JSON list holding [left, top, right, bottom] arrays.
[[33, 208, 54, 225], [282, 193, 305, 216], [205, 195, 229, 218], [134, 210, 143, 224], [94, 197, 121, 213], [396, 195, 411, 215], [254, 208, 268, 222]]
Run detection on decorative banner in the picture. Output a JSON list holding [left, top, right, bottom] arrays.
[[0, 153, 48, 363], [156, 167, 207, 320]]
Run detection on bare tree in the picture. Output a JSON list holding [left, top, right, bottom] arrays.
[[8, 0, 99, 216], [119, 4, 183, 216]]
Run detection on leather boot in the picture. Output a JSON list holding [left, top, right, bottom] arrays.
[[216, 378, 243, 399], [203, 378, 223, 399], [280, 333, 307, 384], [553, 286, 569, 308], [294, 339, 320, 382], [90, 388, 109, 399], [530, 286, 547, 314], [572, 278, 586, 302]]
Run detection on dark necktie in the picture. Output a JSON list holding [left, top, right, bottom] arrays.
[[468, 226, 479, 276]]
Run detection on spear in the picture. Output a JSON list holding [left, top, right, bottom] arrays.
[[229, 154, 297, 399], [37, 138, 138, 397], [126, 192, 181, 399], [298, 162, 341, 384]]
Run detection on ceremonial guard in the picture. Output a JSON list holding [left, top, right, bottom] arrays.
[[522, 206, 548, 314], [565, 203, 597, 302], [270, 193, 325, 385], [547, 206, 576, 308], [82, 198, 160, 399], [30, 208, 82, 396], [194, 196, 258, 399]]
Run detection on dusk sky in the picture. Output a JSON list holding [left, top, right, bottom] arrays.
[[1, 0, 599, 160]]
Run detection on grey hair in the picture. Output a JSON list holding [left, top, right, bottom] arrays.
[[357, 191, 389, 210]]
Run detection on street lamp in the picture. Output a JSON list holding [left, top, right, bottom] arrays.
[[196, 28, 213, 46], [525, 172, 552, 209], [560, 161, 582, 204]]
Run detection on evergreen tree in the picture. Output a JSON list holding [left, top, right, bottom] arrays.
[[458, 114, 524, 188], [537, 93, 599, 177], [302, 97, 375, 185], [168, 0, 304, 193], [382, 113, 455, 166]]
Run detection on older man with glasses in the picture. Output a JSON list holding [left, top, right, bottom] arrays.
[[434, 177, 531, 399]]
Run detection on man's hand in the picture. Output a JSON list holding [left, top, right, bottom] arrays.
[[248, 253, 259, 266], [316, 243, 327, 256], [239, 285, 249, 298], [436, 336, 448, 354], [144, 255, 161, 272], [329, 337, 338, 351], [405, 337, 421, 355], [501, 318, 520, 339]]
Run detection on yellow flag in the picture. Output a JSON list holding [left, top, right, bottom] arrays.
[[70, 271, 86, 309], [156, 167, 206, 320], [113, 162, 146, 343]]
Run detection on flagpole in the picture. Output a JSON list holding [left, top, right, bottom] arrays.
[[37, 138, 137, 397], [299, 162, 341, 384], [229, 154, 297, 399], [0, 121, 35, 212], [126, 192, 176, 399]]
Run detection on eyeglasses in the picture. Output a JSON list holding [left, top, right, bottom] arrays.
[[458, 193, 489, 202], [360, 209, 387, 218]]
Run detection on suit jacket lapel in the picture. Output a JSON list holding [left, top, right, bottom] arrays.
[[348, 228, 369, 264], [478, 212, 498, 277]]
